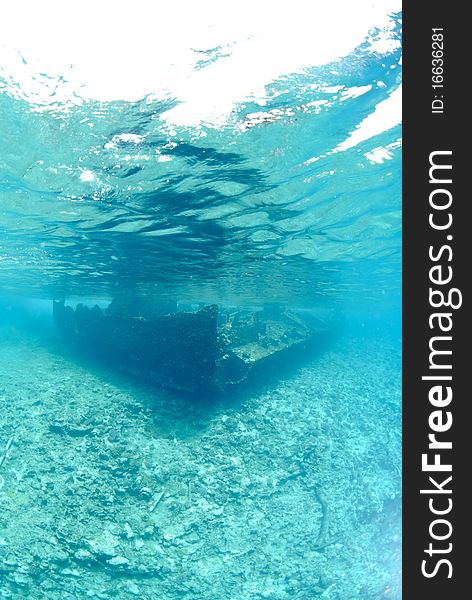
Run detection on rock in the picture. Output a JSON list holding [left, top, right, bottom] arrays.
[[87, 533, 120, 559], [61, 568, 81, 577], [74, 548, 93, 562], [107, 556, 130, 567]]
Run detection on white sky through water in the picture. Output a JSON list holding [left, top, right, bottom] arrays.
[[1, 0, 401, 147]]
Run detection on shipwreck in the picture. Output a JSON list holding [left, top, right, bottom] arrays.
[[53, 298, 329, 395]]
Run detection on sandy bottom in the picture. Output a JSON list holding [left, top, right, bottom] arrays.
[[0, 325, 401, 599]]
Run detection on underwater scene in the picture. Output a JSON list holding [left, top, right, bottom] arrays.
[[1, 2, 401, 599]]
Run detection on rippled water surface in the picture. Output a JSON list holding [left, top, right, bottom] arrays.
[[1, 6, 401, 307]]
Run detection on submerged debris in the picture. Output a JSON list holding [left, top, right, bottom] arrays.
[[0, 436, 14, 470]]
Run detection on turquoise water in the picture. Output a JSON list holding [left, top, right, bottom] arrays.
[[1, 9, 401, 600]]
